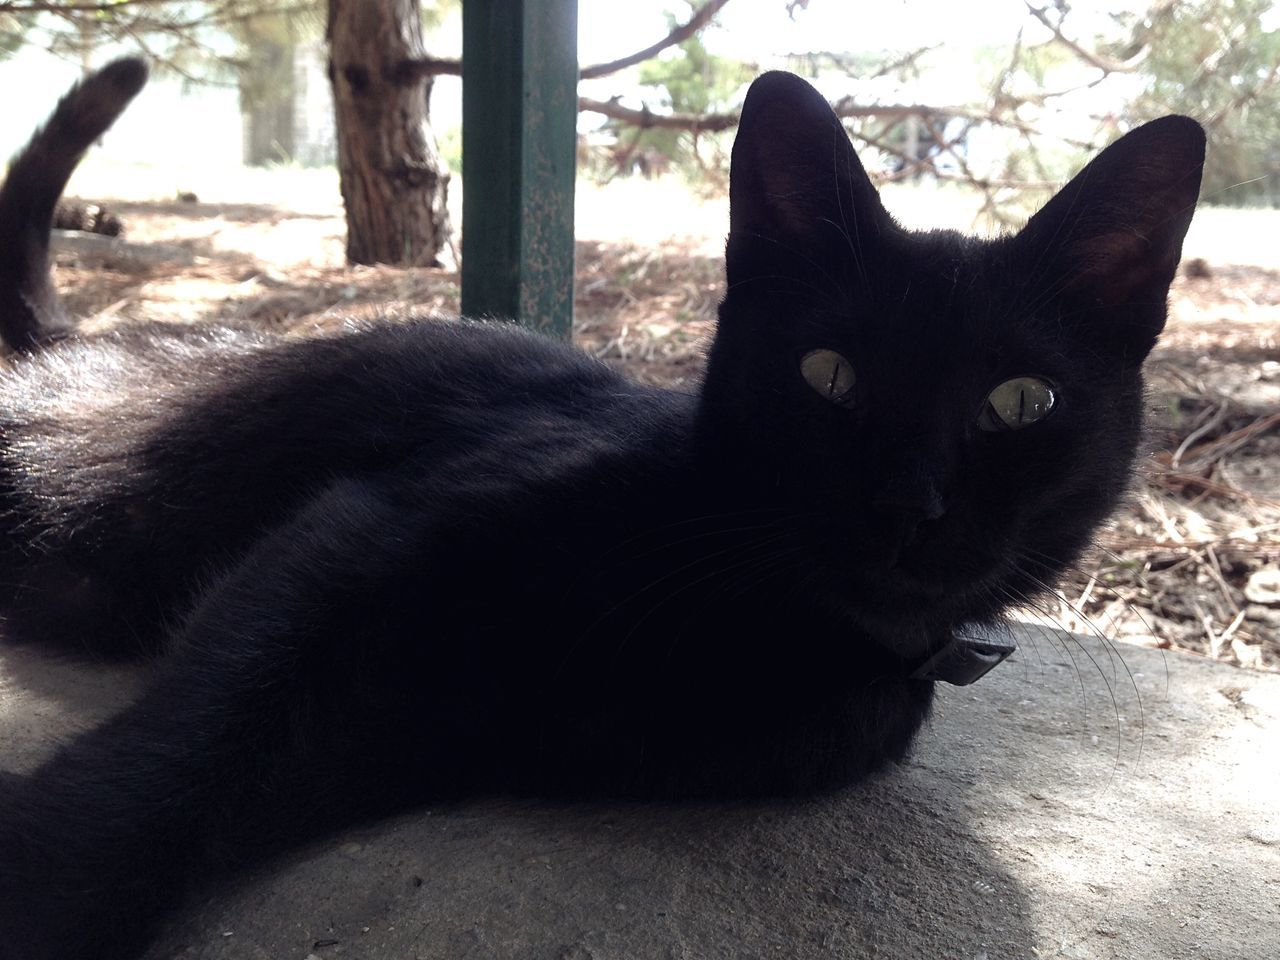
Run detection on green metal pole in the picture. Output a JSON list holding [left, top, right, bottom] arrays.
[[461, 0, 578, 339]]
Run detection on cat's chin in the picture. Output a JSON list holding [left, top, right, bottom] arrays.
[[829, 558, 1005, 631]]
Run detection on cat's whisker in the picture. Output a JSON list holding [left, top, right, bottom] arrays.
[[965, 585, 1042, 681], [988, 594, 1070, 711], [997, 582, 1094, 705], [995, 585, 1136, 791], [1006, 554, 1145, 781], [1017, 541, 1170, 683]]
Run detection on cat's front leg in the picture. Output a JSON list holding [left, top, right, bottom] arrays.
[[0, 478, 457, 960]]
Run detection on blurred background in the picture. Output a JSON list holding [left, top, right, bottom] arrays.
[[0, 0, 1276, 669]]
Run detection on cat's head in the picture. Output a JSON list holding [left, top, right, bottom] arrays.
[[699, 71, 1204, 637]]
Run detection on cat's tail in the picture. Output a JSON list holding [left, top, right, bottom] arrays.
[[0, 57, 147, 355]]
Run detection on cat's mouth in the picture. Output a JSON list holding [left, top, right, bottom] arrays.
[[829, 562, 1018, 685], [866, 543, 1002, 597], [844, 508, 1005, 591], [827, 543, 1009, 631], [892, 548, 998, 587]]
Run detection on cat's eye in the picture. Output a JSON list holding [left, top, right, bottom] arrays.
[[978, 376, 1057, 431], [800, 349, 857, 407]]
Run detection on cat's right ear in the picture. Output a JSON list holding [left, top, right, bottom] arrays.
[[1013, 115, 1205, 362], [725, 72, 894, 290]]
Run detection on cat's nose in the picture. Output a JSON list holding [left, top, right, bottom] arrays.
[[871, 486, 947, 565], [876, 503, 943, 556], [872, 475, 946, 524], [873, 491, 946, 524]]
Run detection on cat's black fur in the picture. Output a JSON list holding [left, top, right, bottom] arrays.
[[0, 61, 1203, 959], [0, 58, 147, 353]]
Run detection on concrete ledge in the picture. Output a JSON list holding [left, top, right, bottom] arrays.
[[2, 627, 1277, 959]]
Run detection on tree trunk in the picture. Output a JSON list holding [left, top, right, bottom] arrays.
[[326, 0, 454, 267]]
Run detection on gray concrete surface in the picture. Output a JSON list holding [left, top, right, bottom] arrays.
[[2, 625, 1277, 960]]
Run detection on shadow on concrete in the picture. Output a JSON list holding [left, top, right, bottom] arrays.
[[149, 780, 1037, 960], [4, 625, 1277, 959]]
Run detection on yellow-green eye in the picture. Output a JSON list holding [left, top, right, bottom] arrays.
[[979, 376, 1057, 431], [800, 349, 857, 407]]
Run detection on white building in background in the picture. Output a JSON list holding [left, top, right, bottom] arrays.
[[0, 48, 241, 172], [290, 41, 338, 168], [0, 42, 347, 173]]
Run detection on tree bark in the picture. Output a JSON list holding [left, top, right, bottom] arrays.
[[326, 0, 454, 267]]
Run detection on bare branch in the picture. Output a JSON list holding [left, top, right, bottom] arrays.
[[581, 92, 1082, 145], [868, 44, 939, 80], [1024, 1, 1141, 74], [0, 0, 312, 31], [579, 96, 979, 135], [407, 0, 735, 82], [847, 126, 931, 180], [579, 96, 739, 133], [400, 55, 460, 79], [781, 46, 938, 81], [581, 0, 733, 80], [0, 0, 197, 12], [395, 56, 461, 83], [830, 98, 973, 124], [1207, 58, 1280, 129], [130, 3, 315, 34]]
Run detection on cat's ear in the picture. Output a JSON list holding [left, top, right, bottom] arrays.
[[1015, 116, 1204, 356], [726, 72, 894, 285]]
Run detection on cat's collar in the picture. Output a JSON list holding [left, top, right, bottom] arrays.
[[904, 627, 1017, 686]]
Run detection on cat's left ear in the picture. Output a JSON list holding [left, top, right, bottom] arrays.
[[1015, 116, 1205, 356], [725, 72, 895, 288]]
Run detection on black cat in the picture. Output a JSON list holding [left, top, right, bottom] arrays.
[[0, 61, 1203, 960]]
